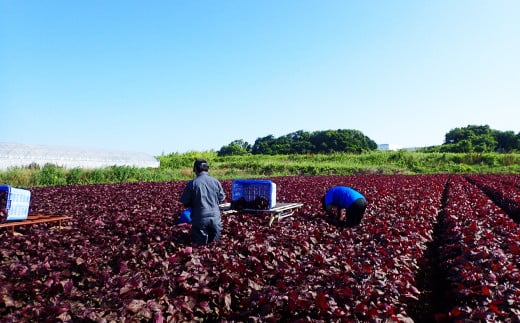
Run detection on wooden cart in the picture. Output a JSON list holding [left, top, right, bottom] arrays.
[[0, 215, 72, 235], [219, 202, 303, 226]]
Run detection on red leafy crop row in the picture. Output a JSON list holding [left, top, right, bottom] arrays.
[[321, 175, 448, 321], [465, 174, 520, 222], [257, 175, 448, 321], [438, 175, 520, 321], [1, 175, 520, 322]]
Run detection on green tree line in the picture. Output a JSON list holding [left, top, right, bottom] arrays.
[[421, 125, 520, 153], [218, 129, 378, 156], [218, 125, 520, 156]]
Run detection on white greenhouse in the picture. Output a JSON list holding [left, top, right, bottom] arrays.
[[0, 142, 160, 170]]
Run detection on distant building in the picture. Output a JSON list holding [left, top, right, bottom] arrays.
[[377, 144, 403, 151], [0, 142, 160, 170]]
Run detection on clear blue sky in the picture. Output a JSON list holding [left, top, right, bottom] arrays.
[[1, 1, 519, 156]]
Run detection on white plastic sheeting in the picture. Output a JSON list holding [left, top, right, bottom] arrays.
[[0, 142, 160, 170]]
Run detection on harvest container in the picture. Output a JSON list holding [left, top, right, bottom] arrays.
[[231, 179, 276, 210], [0, 185, 31, 222], [178, 208, 192, 224]]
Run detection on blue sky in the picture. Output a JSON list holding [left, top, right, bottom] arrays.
[[1, 1, 519, 156]]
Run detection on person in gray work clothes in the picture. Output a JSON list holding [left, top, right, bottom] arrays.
[[180, 159, 226, 245]]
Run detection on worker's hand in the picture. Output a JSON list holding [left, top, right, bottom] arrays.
[[338, 209, 346, 222]]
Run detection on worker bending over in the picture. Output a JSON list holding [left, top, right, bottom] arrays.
[[322, 186, 367, 227]]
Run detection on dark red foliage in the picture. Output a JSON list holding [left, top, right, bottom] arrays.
[[0, 175, 519, 322], [438, 175, 520, 321], [465, 174, 520, 223]]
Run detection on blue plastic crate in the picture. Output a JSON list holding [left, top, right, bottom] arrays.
[[231, 179, 276, 210], [0, 185, 31, 222]]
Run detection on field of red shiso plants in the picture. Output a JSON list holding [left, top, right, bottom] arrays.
[[1, 174, 520, 322]]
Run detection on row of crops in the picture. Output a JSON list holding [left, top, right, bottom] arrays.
[[1, 174, 519, 322]]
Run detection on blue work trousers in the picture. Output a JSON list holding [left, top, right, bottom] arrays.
[[191, 216, 222, 245]]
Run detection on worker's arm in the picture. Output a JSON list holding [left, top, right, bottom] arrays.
[[325, 204, 336, 217], [179, 182, 194, 207]]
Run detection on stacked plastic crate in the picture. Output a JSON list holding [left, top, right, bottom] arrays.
[[230, 179, 277, 210], [0, 185, 31, 222]]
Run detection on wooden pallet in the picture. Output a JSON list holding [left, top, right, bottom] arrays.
[[0, 215, 72, 235]]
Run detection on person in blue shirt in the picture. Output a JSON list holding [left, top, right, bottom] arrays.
[[180, 159, 226, 245], [321, 186, 367, 227]]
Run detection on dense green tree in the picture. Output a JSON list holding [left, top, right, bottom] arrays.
[[271, 136, 291, 155], [251, 135, 277, 155], [310, 130, 340, 153], [285, 130, 314, 154], [218, 140, 251, 156], [310, 129, 377, 154], [443, 125, 497, 153], [495, 130, 520, 152], [251, 129, 377, 155]]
